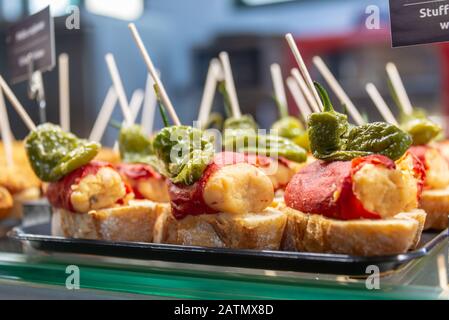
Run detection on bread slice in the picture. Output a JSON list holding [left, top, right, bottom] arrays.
[[154, 207, 287, 250], [281, 207, 426, 256], [9, 187, 41, 218], [52, 200, 168, 242], [0, 186, 13, 219], [419, 188, 449, 230]]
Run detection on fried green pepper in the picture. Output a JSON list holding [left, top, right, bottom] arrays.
[[223, 114, 259, 132], [308, 83, 412, 161], [271, 94, 310, 150], [292, 131, 310, 151], [271, 116, 304, 140], [25, 123, 100, 182], [153, 125, 215, 185], [346, 122, 412, 161], [397, 110, 442, 145], [308, 83, 349, 157], [390, 81, 441, 145], [401, 118, 441, 146], [203, 112, 224, 130], [224, 133, 307, 163], [118, 124, 156, 165], [218, 81, 259, 136]]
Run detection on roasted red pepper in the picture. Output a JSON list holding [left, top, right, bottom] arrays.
[[396, 150, 426, 198], [46, 161, 131, 212], [407, 146, 429, 171], [285, 155, 398, 220], [116, 163, 163, 200], [168, 152, 274, 220]]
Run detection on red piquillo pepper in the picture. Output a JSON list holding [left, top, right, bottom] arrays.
[[284, 155, 422, 220]]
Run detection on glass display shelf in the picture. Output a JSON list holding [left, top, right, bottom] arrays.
[[0, 221, 448, 300]]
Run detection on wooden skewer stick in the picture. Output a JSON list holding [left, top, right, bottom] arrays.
[[128, 23, 181, 126], [386, 62, 414, 116], [197, 58, 222, 129], [59, 53, 70, 132], [219, 52, 242, 119], [0, 75, 36, 131], [313, 56, 365, 125], [89, 87, 118, 143], [285, 33, 324, 111], [129, 89, 145, 124], [291, 68, 320, 113], [366, 83, 398, 125], [270, 63, 288, 115], [105, 53, 133, 126], [286, 76, 312, 123], [141, 74, 158, 135], [0, 88, 14, 167]]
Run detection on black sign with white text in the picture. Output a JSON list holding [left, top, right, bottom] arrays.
[[5, 6, 55, 83], [390, 0, 449, 47]]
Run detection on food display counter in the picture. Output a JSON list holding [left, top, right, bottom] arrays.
[[2, 1, 449, 302], [0, 219, 447, 300]]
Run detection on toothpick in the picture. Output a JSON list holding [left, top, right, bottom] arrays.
[[89, 86, 118, 143], [386, 62, 414, 116], [141, 74, 158, 135], [219, 52, 242, 119], [286, 76, 312, 123], [129, 89, 145, 123], [197, 58, 222, 128], [366, 83, 398, 125], [285, 33, 323, 111], [313, 56, 365, 125], [105, 53, 133, 126], [270, 63, 288, 115], [0, 75, 36, 131], [291, 68, 320, 113], [0, 88, 14, 167], [128, 23, 181, 126], [59, 53, 70, 132]]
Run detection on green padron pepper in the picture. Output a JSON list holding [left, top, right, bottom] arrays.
[[390, 81, 441, 145], [203, 112, 224, 130], [223, 114, 258, 138], [25, 123, 100, 182], [153, 126, 215, 185], [308, 83, 349, 157], [118, 124, 154, 164], [308, 83, 412, 161], [224, 133, 307, 163], [398, 109, 442, 145], [271, 116, 304, 140], [271, 116, 311, 151], [346, 122, 413, 161], [292, 131, 310, 151]]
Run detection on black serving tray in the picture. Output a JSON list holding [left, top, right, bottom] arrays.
[[8, 222, 449, 276]]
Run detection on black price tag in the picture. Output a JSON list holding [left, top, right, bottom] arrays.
[[390, 0, 449, 47], [5, 6, 55, 83]]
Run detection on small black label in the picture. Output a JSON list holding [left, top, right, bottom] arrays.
[[5, 6, 55, 83], [390, 0, 449, 47]]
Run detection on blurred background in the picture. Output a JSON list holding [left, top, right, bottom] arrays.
[[0, 0, 447, 145]]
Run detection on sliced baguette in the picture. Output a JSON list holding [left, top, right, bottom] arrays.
[[52, 200, 169, 242], [419, 188, 449, 230], [9, 187, 41, 218], [0, 186, 13, 219], [154, 207, 287, 250], [281, 207, 426, 256]]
